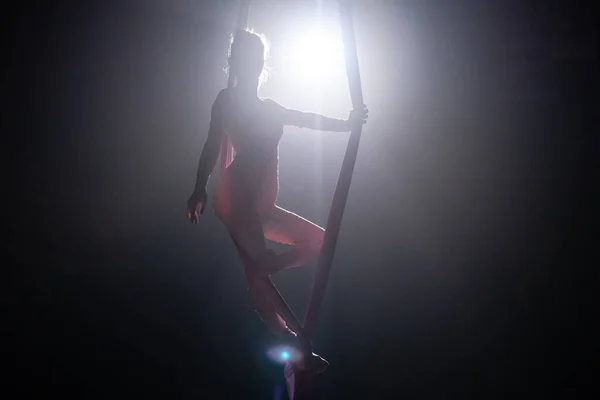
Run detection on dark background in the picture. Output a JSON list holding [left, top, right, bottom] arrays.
[[6, 0, 597, 398]]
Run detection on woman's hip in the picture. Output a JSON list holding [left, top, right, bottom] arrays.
[[213, 174, 276, 223]]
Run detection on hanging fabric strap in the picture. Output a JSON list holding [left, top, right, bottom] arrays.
[[303, 0, 364, 337], [220, 1, 250, 175], [288, 2, 365, 399]]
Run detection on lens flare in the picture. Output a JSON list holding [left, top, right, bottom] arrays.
[[267, 345, 302, 364]]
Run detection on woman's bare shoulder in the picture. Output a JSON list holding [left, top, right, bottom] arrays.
[[215, 88, 231, 105], [262, 98, 289, 116], [211, 89, 234, 118]]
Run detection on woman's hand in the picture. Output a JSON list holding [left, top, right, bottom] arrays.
[[346, 105, 369, 130], [187, 189, 208, 224]]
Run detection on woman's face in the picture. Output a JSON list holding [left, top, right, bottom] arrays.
[[230, 35, 265, 80]]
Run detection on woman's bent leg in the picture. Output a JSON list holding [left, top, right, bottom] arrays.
[[221, 202, 308, 340], [260, 205, 325, 275]]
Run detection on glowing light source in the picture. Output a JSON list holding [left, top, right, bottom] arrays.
[[282, 22, 345, 85], [280, 351, 290, 360]]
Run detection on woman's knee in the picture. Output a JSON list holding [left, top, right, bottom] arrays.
[[294, 233, 323, 266], [303, 227, 324, 253]]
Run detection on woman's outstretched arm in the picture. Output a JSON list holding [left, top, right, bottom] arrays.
[[283, 109, 350, 132], [194, 91, 225, 191], [265, 99, 367, 132]]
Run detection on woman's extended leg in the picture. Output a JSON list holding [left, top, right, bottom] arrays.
[[221, 201, 328, 371], [214, 165, 307, 338], [221, 199, 310, 342]]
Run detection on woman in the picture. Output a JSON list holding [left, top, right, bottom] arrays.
[[187, 29, 367, 372]]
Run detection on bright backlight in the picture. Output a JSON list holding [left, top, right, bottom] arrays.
[[282, 24, 345, 84]]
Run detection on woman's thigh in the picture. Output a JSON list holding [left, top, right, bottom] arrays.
[[214, 174, 269, 266], [261, 205, 324, 246]]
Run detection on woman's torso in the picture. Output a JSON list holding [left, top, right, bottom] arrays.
[[213, 90, 284, 218]]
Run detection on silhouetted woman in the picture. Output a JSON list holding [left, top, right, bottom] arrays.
[[187, 29, 367, 372]]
